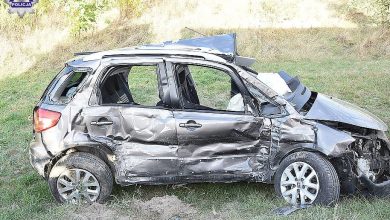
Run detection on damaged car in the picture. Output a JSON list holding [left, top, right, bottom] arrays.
[[30, 34, 390, 206]]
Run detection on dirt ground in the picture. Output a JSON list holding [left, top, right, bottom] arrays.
[[70, 203, 125, 220], [70, 195, 199, 220]]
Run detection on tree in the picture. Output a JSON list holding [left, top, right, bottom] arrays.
[[65, 0, 109, 35]]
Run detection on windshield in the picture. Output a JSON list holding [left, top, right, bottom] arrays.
[[235, 65, 279, 99], [234, 66, 284, 116], [239, 66, 313, 113]]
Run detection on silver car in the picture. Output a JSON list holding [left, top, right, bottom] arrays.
[[30, 34, 390, 206]]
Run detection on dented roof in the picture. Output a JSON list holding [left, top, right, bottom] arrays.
[[81, 33, 255, 66], [141, 33, 237, 55]]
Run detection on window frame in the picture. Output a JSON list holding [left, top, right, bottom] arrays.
[[92, 59, 172, 110], [236, 65, 288, 118], [47, 68, 89, 104], [166, 59, 256, 115]]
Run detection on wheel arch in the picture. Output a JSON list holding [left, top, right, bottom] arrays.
[[270, 147, 331, 180], [45, 144, 116, 180], [274, 147, 329, 165]]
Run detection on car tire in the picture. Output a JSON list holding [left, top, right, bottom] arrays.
[[48, 152, 113, 203], [274, 151, 340, 206]]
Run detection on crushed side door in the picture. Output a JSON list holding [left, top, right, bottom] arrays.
[[68, 58, 180, 185], [165, 59, 273, 182]]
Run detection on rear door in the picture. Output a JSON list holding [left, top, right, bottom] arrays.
[[81, 58, 180, 184], [166, 59, 272, 181]]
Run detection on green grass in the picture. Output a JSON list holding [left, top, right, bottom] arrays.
[[1, 27, 390, 219], [1, 57, 389, 219], [189, 65, 232, 110], [128, 65, 237, 110], [129, 65, 161, 106]]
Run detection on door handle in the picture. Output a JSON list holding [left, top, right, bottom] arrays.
[[179, 120, 202, 128], [91, 118, 113, 126]]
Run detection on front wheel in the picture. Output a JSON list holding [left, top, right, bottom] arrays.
[[274, 151, 340, 206], [48, 152, 113, 204]]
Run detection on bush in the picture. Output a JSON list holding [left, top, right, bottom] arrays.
[[375, 0, 390, 26], [64, 0, 110, 35], [347, 0, 390, 27]]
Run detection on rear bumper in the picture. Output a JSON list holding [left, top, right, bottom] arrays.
[[29, 133, 52, 178]]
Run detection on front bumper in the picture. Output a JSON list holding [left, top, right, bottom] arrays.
[[29, 133, 52, 178], [359, 174, 390, 197]]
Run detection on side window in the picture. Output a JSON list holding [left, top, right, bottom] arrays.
[[100, 65, 162, 107], [175, 64, 244, 112]]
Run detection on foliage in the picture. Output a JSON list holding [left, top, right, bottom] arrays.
[[0, 0, 146, 36], [62, 0, 147, 34], [376, 0, 390, 26], [64, 0, 109, 35], [35, 0, 51, 13], [346, 0, 390, 27], [59, 0, 146, 34], [118, 0, 143, 18]]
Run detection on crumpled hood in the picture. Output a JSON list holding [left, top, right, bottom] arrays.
[[304, 94, 388, 131]]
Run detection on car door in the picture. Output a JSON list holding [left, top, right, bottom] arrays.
[[81, 58, 180, 184], [166, 59, 272, 181]]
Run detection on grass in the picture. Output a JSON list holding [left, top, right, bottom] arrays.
[[189, 66, 232, 110], [0, 26, 390, 219], [129, 65, 161, 106]]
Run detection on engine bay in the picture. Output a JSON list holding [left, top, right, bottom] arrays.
[[323, 121, 390, 194]]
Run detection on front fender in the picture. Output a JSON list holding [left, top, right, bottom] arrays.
[[315, 123, 355, 156], [271, 117, 355, 168]]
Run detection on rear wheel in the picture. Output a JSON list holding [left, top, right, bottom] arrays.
[[48, 152, 113, 203], [274, 151, 340, 206]]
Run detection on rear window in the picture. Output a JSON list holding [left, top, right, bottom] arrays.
[[44, 67, 88, 104], [39, 66, 72, 102], [60, 72, 87, 98]]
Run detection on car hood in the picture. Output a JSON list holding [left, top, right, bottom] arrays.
[[304, 93, 388, 131]]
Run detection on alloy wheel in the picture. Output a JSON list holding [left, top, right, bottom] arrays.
[[280, 161, 320, 205], [56, 168, 100, 203]]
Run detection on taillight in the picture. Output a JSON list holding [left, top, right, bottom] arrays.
[[33, 108, 61, 132]]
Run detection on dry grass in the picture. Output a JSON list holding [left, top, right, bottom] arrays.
[[180, 27, 390, 61], [0, 5, 70, 78], [0, 3, 122, 78], [1, 0, 388, 78], [135, 0, 356, 41], [0, 21, 150, 78]]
